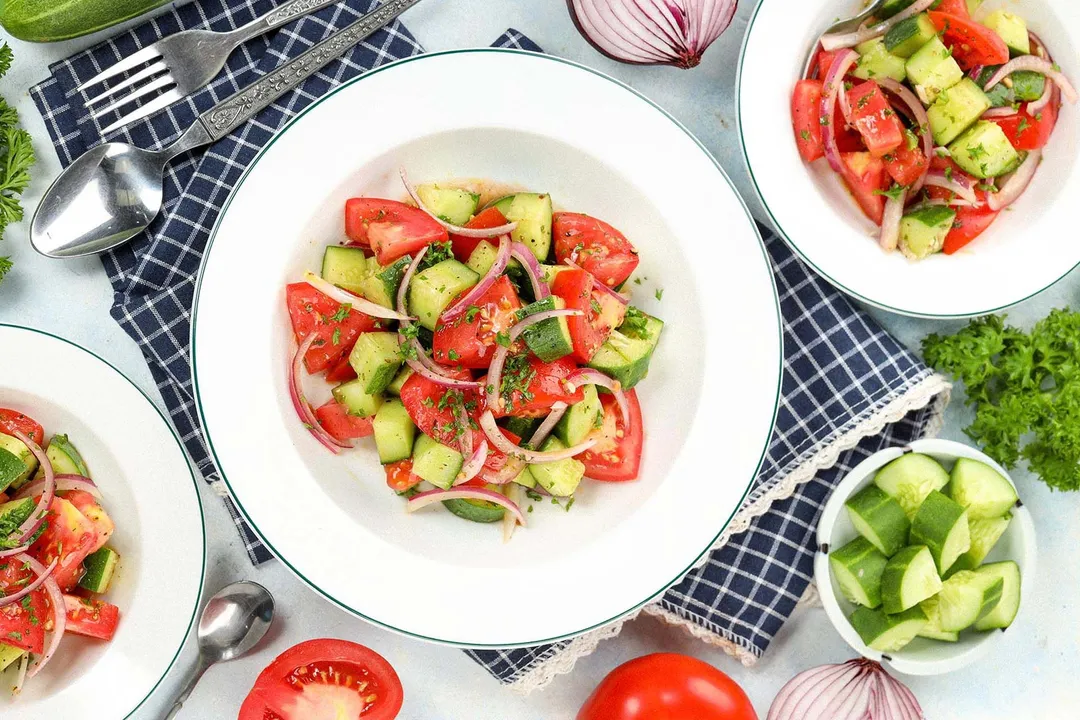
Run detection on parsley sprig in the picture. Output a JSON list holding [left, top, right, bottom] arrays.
[[0, 43, 35, 285]]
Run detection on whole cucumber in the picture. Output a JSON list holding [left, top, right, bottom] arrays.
[[0, 0, 172, 42]]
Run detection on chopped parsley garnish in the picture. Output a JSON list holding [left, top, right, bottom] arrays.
[[418, 240, 454, 270], [465, 305, 481, 323], [499, 352, 536, 410], [654, 288, 664, 301], [331, 328, 342, 346], [525, 489, 543, 501], [495, 331, 511, 348], [874, 184, 907, 202], [800, 130, 811, 141], [590, 298, 602, 314], [619, 306, 650, 340], [448, 349, 460, 361], [330, 303, 352, 323]]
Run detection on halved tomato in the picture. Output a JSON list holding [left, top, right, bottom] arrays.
[[398, 371, 483, 452], [0, 409, 44, 446], [492, 356, 585, 417], [552, 213, 640, 288], [432, 276, 523, 369], [552, 268, 627, 363], [30, 497, 98, 591], [0, 561, 47, 654], [579, 390, 644, 482], [63, 595, 120, 641], [344, 198, 448, 266], [792, 79, 825, 162], [928, 11, 1009, 70], [384, 460, 422, 493], [286, 283, 381, 374], [315, 400, 375, 442], [449, 206, 508, 261], [838, 151, 889, 224], [239, 639, 403, 720]]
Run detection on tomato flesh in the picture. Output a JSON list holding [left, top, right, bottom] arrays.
[[325, 355, 358, 383], [30, 497, 98, 592], [883, 144, 928, 187], [944, 206, 999, 255], [286, 283, 382, 374], [398, 372, 483, 452], [0, 562, 47, 654], [384, 460, 422, 493], [64, 595, 120, 641], [792, 80, 825, 162], [578, 390, 643, 482], [0, 409, 44, 446], [838, 152, 888, 225], [432, 276, 523, 369], [552, 213, 640, 288], [492, 356, 585, 417], [935, 0, 969, 17], [64, 489, 115, 554], [552, 269, 626, 363], [847, 81, 904, 158], [449, 206, 507, 261], [315, 400, 375, 442], [928, 11, 1009, 70], [344, 198, 447, 265], [989, 98, 1059, 151]]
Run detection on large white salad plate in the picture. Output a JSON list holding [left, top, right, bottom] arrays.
[[739, 0, 1080, 318], [0, 324, 205, 719], [192, 49, 782, 648]]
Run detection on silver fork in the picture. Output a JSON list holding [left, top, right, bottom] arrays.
[[77, 0, 349, 134]]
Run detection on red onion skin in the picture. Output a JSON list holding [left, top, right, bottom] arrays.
[[767, 660, 922, 720]]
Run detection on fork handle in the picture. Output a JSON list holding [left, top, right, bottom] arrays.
[[232, 0, 344, 43], [199, 0, 424, 142]]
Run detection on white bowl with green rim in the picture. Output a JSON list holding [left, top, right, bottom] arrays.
[[815, 438, 1036, 675], [738, 0, 1080, 318]]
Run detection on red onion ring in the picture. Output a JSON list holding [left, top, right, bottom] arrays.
[[566, 369, 631, 426], [455, 439, 488, 486], [15, 474, 102, 502], [563, 258, 630, 304], [26, 554, 65, 679], [404, 356, 484, 389], [501, 482, 524, 541], [924, 169, 979, 205], [408, 486, 527, 526], [879, 191, 906, 251], [1028, 77, 1055, 114], [396, 245, 428, 317], [821, 49, 861, 174], [983, 106, 1020, 119], [400, 168, 518, 237], [510, 241, 551, 300], [984, 56, 1077, 105], [0, 544, 30, 558], [12, 431, 55, 545], [483, 404, 570, 485], [0, 557, 57, 608], [820, 0, 935, 51], [878, 78, 933, 193], [480, 410, 597, 464], [441, 235, 512, 322], [289, 334, 348, 453], [989, 149, 1042, 211], [303, 272, 412, 322]]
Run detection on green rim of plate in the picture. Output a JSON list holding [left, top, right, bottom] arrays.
[[191, 47, 784, 648], [736, 0, 1080, 319], [0, 322, 205, 718]]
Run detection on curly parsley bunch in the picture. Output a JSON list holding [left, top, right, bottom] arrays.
[[0, 43, 36, 284]]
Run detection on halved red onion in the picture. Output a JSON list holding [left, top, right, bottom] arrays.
[[26, 554, 66, 679], [988, 149, 1042, 211], [480, 410, 597, 464], [984, 56, 1077, 105], [510, 241, 550, 300], [821, 49, 861, 173], [16, 474, 102, 502], [924, 169, 979, 205], [982, 106, 1019, 119], [399, 168, 517, 237], [878, 78, 933, 193], [566, 369, 631, 426], [767, 659, 923, 720], [879, 191, 905, 252], [820, 0, 936, 51], [455, 439, 488, 486], [408, 486, 527, 526], [0, 557, 57, 608], [563, 258, 630, 304], [441, 235, 511, 323], [12, 431, 55, 545], [289, 334, 348, 453], [303, 272, 412, 322]]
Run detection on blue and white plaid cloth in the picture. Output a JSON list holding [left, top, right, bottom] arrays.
[[31, 0, 949, 690]]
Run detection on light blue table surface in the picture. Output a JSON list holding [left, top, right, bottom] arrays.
[[1, 1, 1077, 718]]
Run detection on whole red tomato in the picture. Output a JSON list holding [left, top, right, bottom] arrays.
[[578, 653, 757, 720]]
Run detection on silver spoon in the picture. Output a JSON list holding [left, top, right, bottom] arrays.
[[801, 0, 890, 77], [29, 0, 424, 259], [163, 581, 275, 720]]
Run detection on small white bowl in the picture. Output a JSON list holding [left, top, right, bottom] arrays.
[[815, 439, 1037, 676]]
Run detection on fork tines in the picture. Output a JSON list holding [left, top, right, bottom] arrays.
[[76, 47, 183, 134]]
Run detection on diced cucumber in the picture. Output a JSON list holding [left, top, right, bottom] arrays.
[[959, 514, 1012, 567], [936, 570, 1004, 632], [332, 379, 384, 419], [973, 561, 1021, 630], [373, 399, 416, 465], [966, 0, 984, 16], [348, 332, 402, 395], [1010, 71, 1047, 102], [513, 466, 537, 488], [0, 644, 26, 673], [983, 10, 1029, 55], [910, 490, 971, 574], [0, 447, 26, 494], [417, 184, 479, 225], [387, 366, 414, 396], [949, 121, 1020, 179], [881, 545, 943, 614], [0, 433, 35, 491], [518, 296, 574, 362], [854, 38, 908, 83], [850, 605, 928, 652], [490, 193, 554, 260], [830, 537, 888, 609], [884, 14, 937, 58], [976, 66, 1014, 107], [443, 496, 505, 523], [845, 484, 911, 556], [556, 385, 602, 448], [899, 205, 955, 261], [877, 0, 917, 20], [412, 434, 463, 490], [466, 240, 500, 276], [502, 416, 542, 441], [360, 255, 412, 310], [906, 37, 964, 105], [948, 458, 1019, 519], [409, 259, 479, 330], [587, 310, 664, 390], [78, 546, 120, 593], [928, 78, 991, 146], [918, 595, 960, 642], [321, 246, 371, 295], [46, 434, 90, 477], [529, 436, 586, 497], [874, 453, 950, 519], [0, 498, 35, 548]]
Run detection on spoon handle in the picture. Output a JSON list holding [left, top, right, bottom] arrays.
[[197, 0, 425, 143], [162, 654, 213, 720]]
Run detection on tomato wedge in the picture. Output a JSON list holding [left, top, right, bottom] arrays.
[[315, 400, 375, 442], [989, 98, 1059, 151], [344, 198, 448, 265], [239, 639, 404, 720], [449, 206, 508, 261], [492, 356, 585, 417], [285, 283, 381, 374], [326, 354, 359, 383], [0, 409, 44, 446], [928, 11, 1009, 70], [63, 595, 120, 641], [792, 80, 825, 162], [883, 143, 928, 186], [398, 371, 483, 452], [943, 205, 999, 255], [847, 81, 905, 158], [384, 460, 423, 493], [578, 390, 643, 482], [30, 497, 98, 591], [552, 268, 627, 363], [64, 489, 115, 554], [552, 213, 640, 288], [0, 561, 47, 654], [432, 276, 523, 369], [935, 0, 969, 17], [838, 151, 888, 224]]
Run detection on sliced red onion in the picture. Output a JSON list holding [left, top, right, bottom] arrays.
[[984, 56, 1078, 105], [303, 271, 413, 322], [441, 234, 511, 323], [566, 369, 631, 426], [879, 191, 905, 252], [15, 474, 102, 502], [510, 241, 550, 300], [563, 258, 630, 303], [455, 439, 488, 486], [480, 410, 597, 465], [878, 78, 933, 193], [988, 149, 1042, 211], [0, 557, 57, 608], [404, 356, 484, 389], [821, 49, 861, 173], [396, 245, 428, 318], [567, 0, 737, 69], [400, 168, 518, 237], [767, 659, 922, 720], [983, 106, 1020, 119], [407, 486, 527, 526], [0, 544, 30, 558], [12, 431, 55, 545], [502, 482, 524, 542], [26, 555, 65, 679], [1028, 78, 1055, 114], [531, 402, 570, 447], [768, 663, 851, 719], [820, 0, 935, 51], [924, 169, 979, 205], [289, 334, 348, 454]]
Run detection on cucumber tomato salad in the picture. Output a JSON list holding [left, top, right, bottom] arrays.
[[792, 0, 1077, 259], [831, 453, 1022, 652], [285, 170, 664, 538], [0, 409, 121, 696]]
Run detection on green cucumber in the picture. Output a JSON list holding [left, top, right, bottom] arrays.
[[0, 434, 35, 491], [881, 545, 943, 614], [517, 297, 574, 362], [412, 434, 462, 490], [0, 498, 36, 548], [0, 643, 25, 673], [417, 184, 479, 226], [78, 546, 120, 594], [387, 366, 414, 396], [877, 0, 917, 21], [853, 38, 908, 84], [555, 385, 602, 448], [983, 10, 1029, 55], [905, 37, 964, 104], [972, 561, 1021, 630], [959, 514, 1011, 568], [909, 490, 971, 574], [46, 434, 90, 477], [884, 14, 937, 58], [360, 255, 412, 310], [936, 570, 1004, 632], [587, 310, 664, 390], [348, 332, 402, 395], [829, 537, 888, 609], [332, 379, 384, 419], [928, 78, 991, 146], [0, 0, 171, 42], [502, 416, 542, 441], [874, 453, 950, 519], [372, 399, 416, 465], [443, 496, 505, 523], [918, 595, 960, 642], [948, 458, 1018, 520], [512, 466, 537, 489], [850, 605, 928, 652], [0, 448, 26, 494], [899, 205, 955, 261], [949, 121, 1020, 179], [529, 437, 585, 497], [321, 246, 371, 295], [489, 193, 554, 261], [845, 484, 910, 556], [409, 259, 479, 330]]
